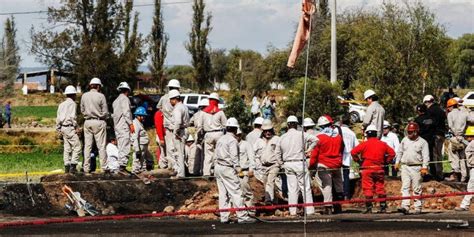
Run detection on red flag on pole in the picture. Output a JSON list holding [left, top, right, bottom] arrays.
[[287, 0, 315, 68]]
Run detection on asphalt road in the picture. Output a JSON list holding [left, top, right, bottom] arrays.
[[1, 212, 474, 236]]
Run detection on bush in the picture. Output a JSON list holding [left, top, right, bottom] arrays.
[[18, 136, 36, 146], [281, 77, 345, 121], [224, 91, 252, 133]]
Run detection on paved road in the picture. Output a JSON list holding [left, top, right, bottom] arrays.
[[1, 212, 474, 236]]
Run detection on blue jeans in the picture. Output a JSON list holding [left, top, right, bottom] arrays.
[[5, 114, 10, 128]]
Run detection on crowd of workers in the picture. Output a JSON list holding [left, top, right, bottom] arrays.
[[55, 78, 474, 223]]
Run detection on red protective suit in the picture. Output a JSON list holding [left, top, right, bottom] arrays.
[[310, 133, 343, 169], [154, 110, 165, 163], [351, 137, 395, 198]]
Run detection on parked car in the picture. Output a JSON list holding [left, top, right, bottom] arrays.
[[181, 93, 226, 115], [462, 91, 474, 108], [338, 96, 367, 124]]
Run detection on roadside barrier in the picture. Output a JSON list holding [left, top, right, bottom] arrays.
[[0, 191, 473, 229]]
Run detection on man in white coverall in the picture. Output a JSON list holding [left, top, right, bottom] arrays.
[[278, 115, 316, 216], [200, 92, 227, 176], [80, 78, 109, 173], [56, 85, 81, 174], [237, 128, 255, 214], [455, 126, 474, 212], [112, 82, 133, 174], [362, 89, 385, 139], [170, 89, 189, 178], [214, 117, 256, 224], [157, 79, 181, 170]]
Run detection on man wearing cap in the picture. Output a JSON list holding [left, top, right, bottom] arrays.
[[157, 79, 181, 170], [236, 128, 256, 214], [423, 95, 446, 181], [310, 115, 344, 214], [56, 85, 81, 174], [278, 115, 316, 216], [169, 89, 189, 178], [214, 117, 255, 224], [112, 82, 133, 174], [254, 119, 281, 205], [381, 120, 400, 177], [200, 92, 227, 176], [362, 89, 385, 139], [80, 78, 109, 173], [446, 98, 469, 182]]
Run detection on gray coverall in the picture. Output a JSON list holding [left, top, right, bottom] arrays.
[[80, 89, 109, 172], [254, 136, 281, 204], [200, 111, 227, 176], [460, 140, 474, 209], [112, 93, 132, 167], [171, 102, 189, 177], [56, 98, 81, 166], [363, 101, 385, 139], [157, 93, 175, 169], [396, 136, 429, 211], [214, 133, 252, 223], [278, 128, 316, 216], [448, 108, 468, 181], [131, 118, 152, 174], [185, 142, 202, 175], [239, 139, 256, 213]]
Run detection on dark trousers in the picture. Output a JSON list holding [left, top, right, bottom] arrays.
[[343, 165, 351, 199], [430, 135, 445, 180]]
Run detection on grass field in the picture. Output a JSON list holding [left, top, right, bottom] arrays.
[[0, 152, 63, 174], [12, 106, 58, 119]]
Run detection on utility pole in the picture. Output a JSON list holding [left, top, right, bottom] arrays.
[[330, 0, 337, 84]]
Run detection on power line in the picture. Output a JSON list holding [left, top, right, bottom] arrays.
[[0, 1, 193, 16]]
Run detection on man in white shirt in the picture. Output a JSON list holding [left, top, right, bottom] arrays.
[[339, 115, 359, 200], [381, 120, 400, 177], [106, 138, 120, 173]]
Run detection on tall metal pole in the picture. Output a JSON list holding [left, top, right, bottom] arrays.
[[330, 0, 337, 84]]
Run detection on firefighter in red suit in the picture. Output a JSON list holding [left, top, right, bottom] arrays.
[[154, 109, 166, 169], [351, 124, 395, 213]]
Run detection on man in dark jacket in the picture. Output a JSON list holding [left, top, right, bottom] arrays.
[[415, 104, 438, 180], [423, 95, 447, 181]]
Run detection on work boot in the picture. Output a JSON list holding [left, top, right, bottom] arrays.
[[119, 166, 132, 176], [333, 193, 344, 214], [64, 165, 70, 173], [69, 164, 77, 174], [455, 207, 469, 212], [380, 201, 388, 213], [397, 207, 409, 215], [363, 202, 373, 214]]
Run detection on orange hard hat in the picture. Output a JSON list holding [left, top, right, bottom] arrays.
[[446, 98, 458, 108], [406, 122, 420, 132]]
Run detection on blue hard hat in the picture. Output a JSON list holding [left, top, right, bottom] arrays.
[[134, 106, 147, 116]]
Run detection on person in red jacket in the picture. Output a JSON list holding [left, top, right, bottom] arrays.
[[351, 124, 395, 214], [310, 115, 344, 215], [154, 109, 166, 169]]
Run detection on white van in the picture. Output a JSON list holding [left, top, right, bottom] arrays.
[[181, 93, 226, 115]]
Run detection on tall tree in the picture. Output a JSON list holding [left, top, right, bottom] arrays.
[[448, 34, 474, 88], [149, 0, 169, 92], [1, 16, 20, 95], [186, 0, 212, 91]]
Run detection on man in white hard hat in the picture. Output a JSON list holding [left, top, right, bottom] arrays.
[[80, 78, 109, 173], [254, 119, 281, 205], [157, 79, 181, 170], [169, 89, 190, 178], [303, 117, 318, 153], [214, 117, 256, 224], [190, 98, 209, 143], [362, 89, 385, 139], [423, 94, 446, 181], [112, 82, 133, 175], [56, 85, 82, 174], [236, 128, 256, 214], [200, 92, 227, 176], [246, 117, 264, 180], [381, 120, 400, 177], [278, 115, 316, 216]]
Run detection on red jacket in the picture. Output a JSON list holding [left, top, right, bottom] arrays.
[[310, 133, 343, 169], [154, 110, 165, 142], [350, 138, 395, 170]]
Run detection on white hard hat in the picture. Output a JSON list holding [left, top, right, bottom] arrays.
[[253, 117, 264, 125], [226, 117, 239, 128], [64, 85, 77, 95], [423, 95, 434, 103], [366, 124, 378, 132], [198, 98, 209, 107], [187, 134, 195, 142], [169, 89, 181, 99], [303, 118, 316, 127], [167, 79, 181, 88], [317, 116, 331, 127], [261, 119, 273, 130], [287, 115, 298, 123], [209, 92, 219, 100], [363, 89, 376, 100], [236, 128, 243, 135], [117, 81, 131, 91], [383, 120, 391, 128], [89, 77, 103, 86]]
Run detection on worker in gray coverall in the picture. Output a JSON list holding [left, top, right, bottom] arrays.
[[112, 82, 133, 174], [169, 89, 189, 178]]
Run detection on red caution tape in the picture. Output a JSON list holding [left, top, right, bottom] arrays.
[[1, 191, 473, 229]]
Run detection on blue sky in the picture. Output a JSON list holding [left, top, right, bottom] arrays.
[[0, 0, 473, 68]]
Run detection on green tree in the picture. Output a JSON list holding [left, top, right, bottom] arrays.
[[224, 91, 252, 133], [149, 0, 169, 92], [30, 0, 145, 98], [210, 48, 228, 88], [0, 16, 20, 96], [165, 65, 195, 89], [448, 34, 474, 88], [186, 0, 212, 91]]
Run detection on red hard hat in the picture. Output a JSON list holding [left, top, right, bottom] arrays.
[[406, 122, 419, 132]]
